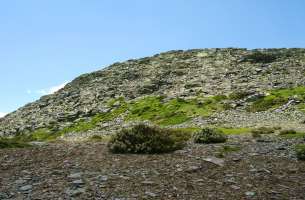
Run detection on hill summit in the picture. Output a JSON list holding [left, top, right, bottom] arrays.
[[1, 48, 305, 138]]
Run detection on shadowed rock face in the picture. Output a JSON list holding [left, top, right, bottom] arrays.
[[1, 48, 305, 136]]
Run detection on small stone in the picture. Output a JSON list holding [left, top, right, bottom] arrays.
[[97, 175, 108, 182], [245, 191, 256, 197], [65, 188, 85, 197], [72, 179, 84, 186], [29, 141, 47, 146], [203, 157, 224, 167], [19, 185, 32, 191], [231, 185, 241, 190], [68, 172, 82, 179], [141, 180, 155, 185], [15, 179, 27, 184], [145, 191, 158, 197]]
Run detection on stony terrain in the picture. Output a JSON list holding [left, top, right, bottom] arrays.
[[1, 48, 305, 138], [1, 134, 305, 200]]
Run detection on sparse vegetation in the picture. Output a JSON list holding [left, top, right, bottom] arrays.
[[193, 128, 227, 144], [107, 124, 189, 154], [295, 144, 305, 160]]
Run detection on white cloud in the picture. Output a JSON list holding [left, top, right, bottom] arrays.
[[0, 112, 7, 118], [27, 81, 69, 96]]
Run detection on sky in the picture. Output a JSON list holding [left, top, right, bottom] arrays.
[[1, 0, 305, 117]]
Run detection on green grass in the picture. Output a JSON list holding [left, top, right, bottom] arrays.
[[248, 86, 305, 112], [218, 127, 252, 135], [126, 96, 227, 126]]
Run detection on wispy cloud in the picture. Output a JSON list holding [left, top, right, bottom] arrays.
[[27, 81, 68, 96], [0, 112, 7, 118]]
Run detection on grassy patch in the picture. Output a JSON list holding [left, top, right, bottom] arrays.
[[126, 96, 227, 126], [218, 127, 252, 135], [248, 86, 305, 112]]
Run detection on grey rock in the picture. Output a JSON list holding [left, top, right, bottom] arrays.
[[68, 172, 82, 179], [19, 185, 32, 191]]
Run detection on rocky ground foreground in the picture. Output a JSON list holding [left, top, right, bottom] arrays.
[[1, 135, 305, 200]]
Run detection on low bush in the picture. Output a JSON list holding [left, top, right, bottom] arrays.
[[193, 128, 227, 144], [107, 124, 189, 154], [251, 127, 275, 135], [279, 129, 297, 135], [242, 51, 277, 63], [295, 144, 305, 160], [229, 91, 250, 100]]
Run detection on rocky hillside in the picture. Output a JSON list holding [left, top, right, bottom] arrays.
[[1, 48, 305, 138]]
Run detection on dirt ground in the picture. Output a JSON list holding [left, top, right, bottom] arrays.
[[1, 135, 305, 200]]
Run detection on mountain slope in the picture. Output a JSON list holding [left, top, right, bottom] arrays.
[[1, 48, 305, 138]]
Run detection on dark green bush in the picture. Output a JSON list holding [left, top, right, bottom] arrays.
[[295, 144, 305, 160], [107, 124, 189, 154], [229, 91, 250, 100], [279, 129, 297, 135], [193, 128, 227, 144], [242, 51, 277, 63], [251, 127, 275, 136]]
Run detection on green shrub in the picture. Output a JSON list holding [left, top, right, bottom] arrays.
[[279, 129, 297, 135], [193, 128, 227, 144], [242, 51, 277, 63], [229, 91, 250, 100], [295, 144, 305, 160], [107, 124, 189, 154]]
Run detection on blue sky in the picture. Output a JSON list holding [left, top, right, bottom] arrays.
[[1, 0, 305, 116]]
